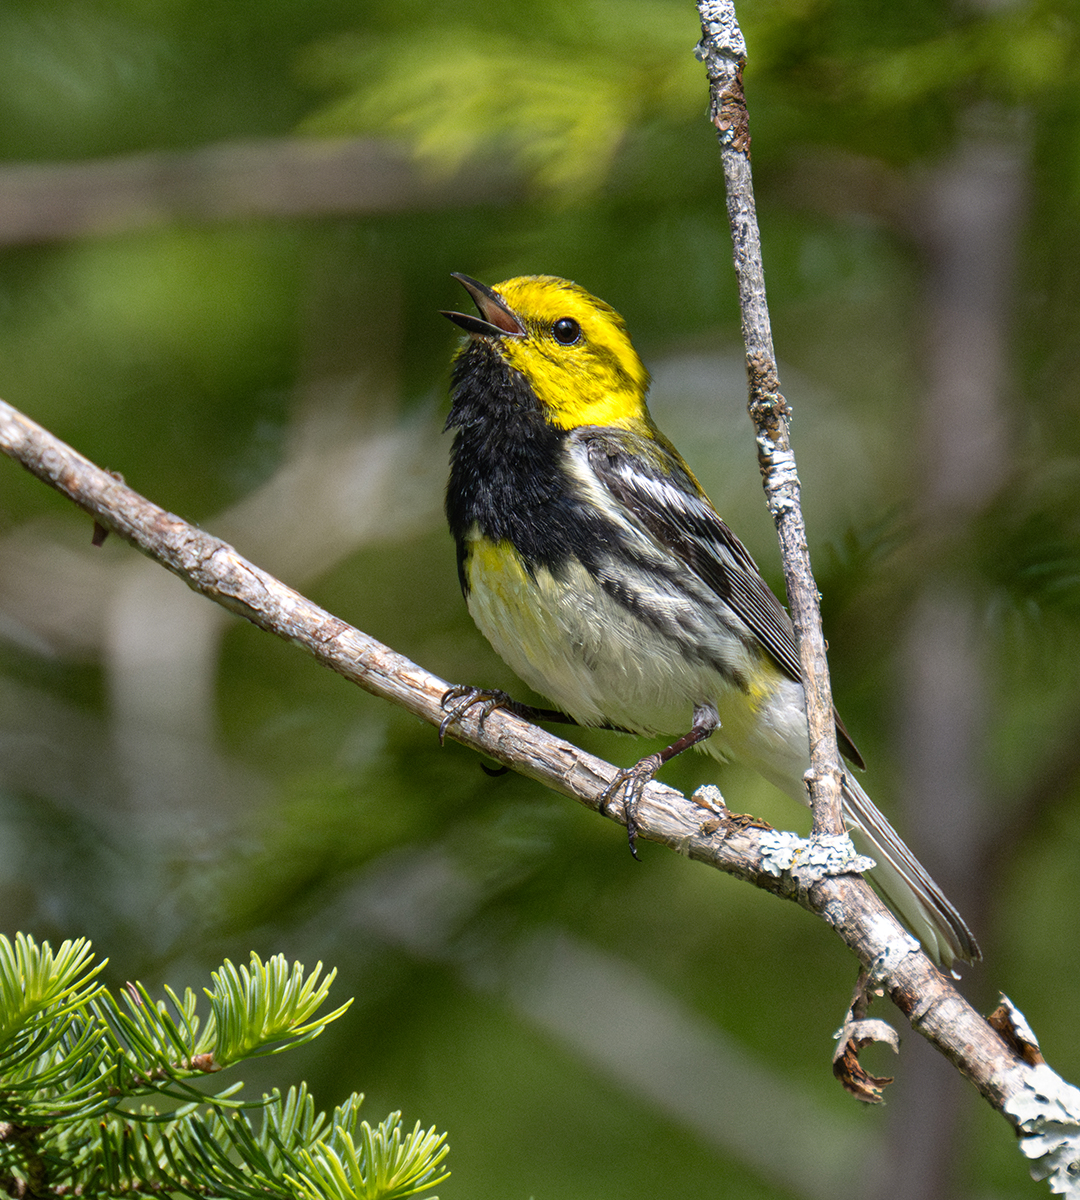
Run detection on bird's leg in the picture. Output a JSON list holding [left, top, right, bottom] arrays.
[[438, 685, 576, 743], [601, 703, 719, 858]]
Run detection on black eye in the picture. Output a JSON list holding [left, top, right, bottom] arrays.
[[552, 317, 581, 345]]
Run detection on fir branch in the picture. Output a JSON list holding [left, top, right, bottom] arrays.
[[287, 1111, 450, 1200], [208, 955, 352, 1066], [0, 937, 420, 1200], [0, 937, 105, 1047]]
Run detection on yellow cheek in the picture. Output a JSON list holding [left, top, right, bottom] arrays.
[[500, 345, 646, 430]]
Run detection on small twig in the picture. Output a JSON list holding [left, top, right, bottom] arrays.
[[832, 970, 899, 1103], [695, 0, 845, 837]]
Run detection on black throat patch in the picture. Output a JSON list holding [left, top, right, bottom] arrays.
[[445, 341, 608, 591]]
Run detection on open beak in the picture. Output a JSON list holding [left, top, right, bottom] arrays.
[[441, 273, 525, 338]]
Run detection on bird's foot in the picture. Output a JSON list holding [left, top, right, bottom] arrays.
[[599, 752, 664, 860], [439, 686, 573, 741], [438, 685, 523, 743], [597, 705, 721, 859]]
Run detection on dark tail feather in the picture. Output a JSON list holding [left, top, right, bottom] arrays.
[[841, 773, 981, 968]]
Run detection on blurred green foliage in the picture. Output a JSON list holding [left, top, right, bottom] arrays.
[[2, 0, 1080, 1197], [301, 1, 703, 193]]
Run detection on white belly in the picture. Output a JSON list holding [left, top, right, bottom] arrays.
[[464, 534, 813, 803]]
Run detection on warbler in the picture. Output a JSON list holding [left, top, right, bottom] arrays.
[[440, 272, 980, 967]]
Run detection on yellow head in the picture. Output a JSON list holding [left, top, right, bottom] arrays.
[[442, 274, 651, 430]]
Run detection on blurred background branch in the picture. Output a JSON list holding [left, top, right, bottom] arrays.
[[0, 138, 521, 245]]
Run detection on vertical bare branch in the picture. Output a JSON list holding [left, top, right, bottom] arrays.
[[695, 0, 844, 836]]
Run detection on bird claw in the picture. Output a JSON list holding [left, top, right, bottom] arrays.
[[438, 685, 520, 744], [599, 752, 663, 859]]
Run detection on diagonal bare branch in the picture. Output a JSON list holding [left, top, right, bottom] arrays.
[[0, 394, 1054, 1145]]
